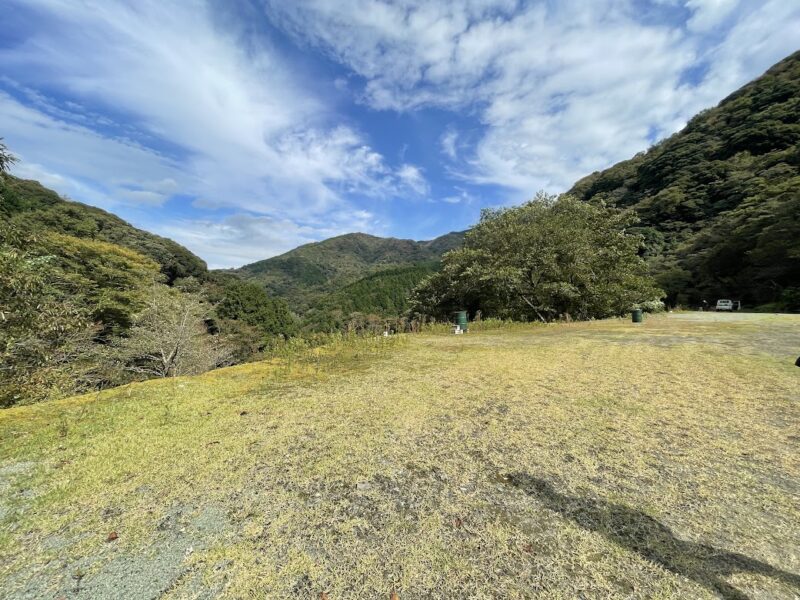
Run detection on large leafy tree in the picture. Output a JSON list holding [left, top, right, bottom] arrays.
[[410, 193, 662, 321]]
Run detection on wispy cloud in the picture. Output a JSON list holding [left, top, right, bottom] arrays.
[[264, 0, 800, 196], [685, 0, 741, 32], [440, 128, 459, 160], [155, 209, 380, 269], [1, 0, 425, 263], [0, 90, 183, 210], [397, 163, 429, 196], [440, 188, 473, 205]]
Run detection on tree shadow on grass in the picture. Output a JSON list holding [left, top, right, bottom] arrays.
[[508, 474, 800, 600]]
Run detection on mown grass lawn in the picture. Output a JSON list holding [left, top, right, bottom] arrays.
[[1, 313, 799, 599]]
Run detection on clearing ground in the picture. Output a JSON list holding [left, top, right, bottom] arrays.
[[1, 313, 798, 599]]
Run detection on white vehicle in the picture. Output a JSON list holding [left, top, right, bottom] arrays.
[[716, 299, 734, 311]]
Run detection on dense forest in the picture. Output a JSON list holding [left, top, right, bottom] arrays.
[[302, 262, 439, 332], [1, 176, 207, 284], [569, 50, 800, 311]]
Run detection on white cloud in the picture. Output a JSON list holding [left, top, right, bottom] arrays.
[[685, 0, 740, 32], [690, 1, 800, 105], [439, 187, 474, 205], [1, 0, 424, 264], [155, 215, 320, 270], [440, 128, 459, 160], [155, 210, 379, 269], [265, 0, 800, 197], [397, 163, 429, 195], [0, 91, 184, 211]]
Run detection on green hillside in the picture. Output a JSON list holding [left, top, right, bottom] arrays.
[[303, 262, 440, 331], [0, 176, 207, 282], [329, 263, 439, 315], [569, 50, 800, 310], [231, 231, 464, 312], [0, 172, 296, 406]]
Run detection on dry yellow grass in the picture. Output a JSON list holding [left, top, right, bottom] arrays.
[[1, 313, 798, 599]]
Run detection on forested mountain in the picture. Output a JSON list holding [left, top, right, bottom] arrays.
[[0, 168, 294, 406], [329, 263, 439, 315], [569, 50, 800, 310], [231, 231, 465, 312], [302, 262, 440, 331], [1, 176, 207, 282]]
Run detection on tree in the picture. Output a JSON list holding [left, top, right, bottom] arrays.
[[215, 280, 296, 339], [411, 193, 662, 322], [208, 279, 297, 360], [115, 285, 231, 378], [0, 138, 17, 176], [0, 228, 93, 406], [39, 233, 162, 334]]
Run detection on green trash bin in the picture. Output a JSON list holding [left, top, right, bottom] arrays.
[[455, 310, 469, 332], [631, 309, 643, 323]]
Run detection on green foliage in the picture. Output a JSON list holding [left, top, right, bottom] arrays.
[[0, 229, 93, 406], [779, 288, 800, 312], [215, 280, 296, 339], [0, 167, 220, 404], [234, 232, 464, 312], [569, 50, 800, 310], [0, 175, 207, 283], [114, 285, 231, 379], [0, 224, 166, 405], [0, 138, 17, 176], [325, 263, 437, 314], [0, 162, 241, 403], [39, 233, 162, 333], [411, 194, 662, 321], [294, 263, 439, 333]]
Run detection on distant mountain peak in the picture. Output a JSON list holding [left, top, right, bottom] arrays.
[[230, 230, 465, 312]]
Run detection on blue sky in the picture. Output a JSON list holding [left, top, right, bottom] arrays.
[[2, 0, 799, 268]]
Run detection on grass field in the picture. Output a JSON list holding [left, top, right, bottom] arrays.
[[1, 313, 799, 599]]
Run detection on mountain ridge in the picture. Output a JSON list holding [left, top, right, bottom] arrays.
[[237, 231, 465, 269], [1, 175, 208, 283], [229, 230, 466, 312], [567, 49, 800, 309]]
